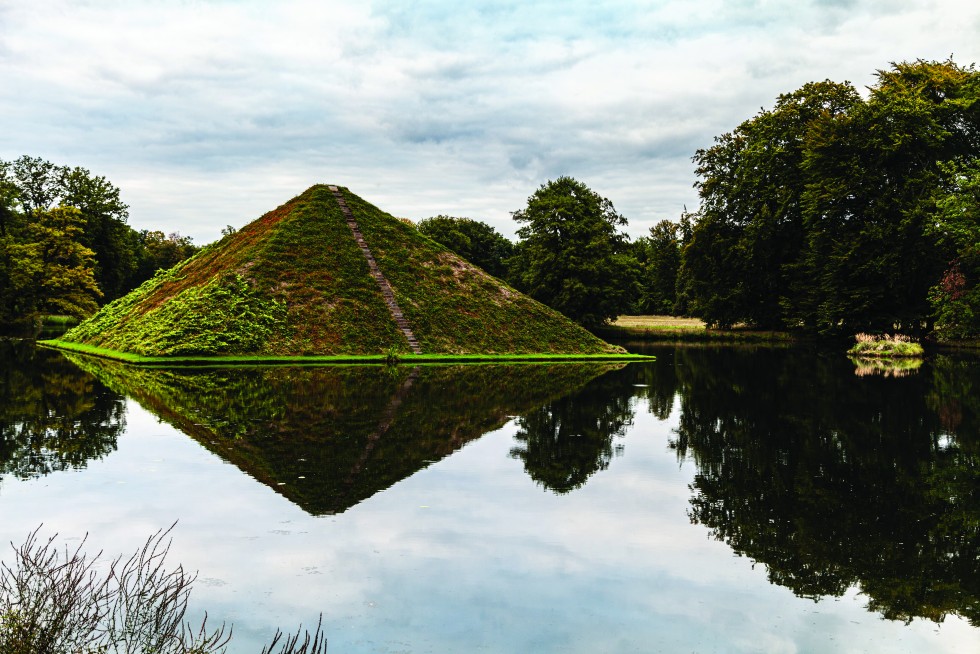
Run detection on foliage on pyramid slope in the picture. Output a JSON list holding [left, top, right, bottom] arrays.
[[60, 185, 618, 356]]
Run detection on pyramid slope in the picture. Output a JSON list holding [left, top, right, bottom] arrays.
[[60, 185, 619, 356]]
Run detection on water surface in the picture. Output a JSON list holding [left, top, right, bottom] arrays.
[[2, 340, 979, 652]]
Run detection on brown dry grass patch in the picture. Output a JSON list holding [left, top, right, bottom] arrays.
[[612, 315, 707, 330]]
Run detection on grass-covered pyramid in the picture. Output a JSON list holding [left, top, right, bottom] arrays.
[[53, 185, 622, 360]]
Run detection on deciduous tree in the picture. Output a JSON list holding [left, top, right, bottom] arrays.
[[8, 207, 102, 320], [928, 161, 980, 338], [634, 219, 683, 315], [11, 156, 59, 217], [417, 215, 515, 279], [58, 166, 134, 300], [679, 59, 980, 335], [510, 177, 636, 329], [132, 230, 198, 285], [681, 80, 860, 328]]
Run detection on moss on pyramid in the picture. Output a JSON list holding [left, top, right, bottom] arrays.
[[57, 185, 620, 357]]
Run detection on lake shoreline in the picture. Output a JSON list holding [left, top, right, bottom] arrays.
[[39, 338, 653, 367]]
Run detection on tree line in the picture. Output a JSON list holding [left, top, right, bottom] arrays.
[[0, 156, 198, 326], [421, 59, 980, 339], [8, 59, 977, 338], [418, 180, 693, 329]]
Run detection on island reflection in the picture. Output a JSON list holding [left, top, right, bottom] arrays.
[[13, 342, 980, 629], [68, 356, 625, 514]]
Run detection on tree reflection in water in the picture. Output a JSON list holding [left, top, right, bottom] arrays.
[[509, 368, 635, 494], [0, 340, 124, 481], [16, 339, 980, 629], [664, 345, 980, 626]]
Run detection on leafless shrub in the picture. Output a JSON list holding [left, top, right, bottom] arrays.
[[1, 525, 327, 653], [0, 524, 229, 654], [260, 614, 327, 654], [0, 528, 111, 653], [102, 525, 230, 653]]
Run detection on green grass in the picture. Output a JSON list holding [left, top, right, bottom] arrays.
[[57, 185, 622, 357], [40, 338, 651, 366], [343, 189, 617, 354]]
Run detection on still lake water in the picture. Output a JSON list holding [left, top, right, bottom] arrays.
[[2, 339, 980, 653]]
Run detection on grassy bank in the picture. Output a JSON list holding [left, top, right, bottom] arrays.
[[40, 339, 651, 366], [596, 315, 798, 343]]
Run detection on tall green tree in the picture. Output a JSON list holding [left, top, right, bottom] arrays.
[[927, 161, 980, 338], [0, 161, 18, 237], [11, 156, 59, 217], [0, 157, 138, 302], [6, 207, 102, 321], [681, 80, 860, 328], [634, 219, 683, 315], [510, 177, 636, 329], [58, 166, 134, 300], [679, 59, 980, 335], [416, 215, 515, 278], [0, 156, 197, 324], [132, 230, 199, 282], [792, 60, 977, 334]]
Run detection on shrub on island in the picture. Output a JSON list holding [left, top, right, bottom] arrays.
[[847, 333, 924, 358]]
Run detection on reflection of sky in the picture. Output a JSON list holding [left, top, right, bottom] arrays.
[[1, 397, 978, 653]]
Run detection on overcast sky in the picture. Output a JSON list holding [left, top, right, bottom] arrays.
[[2, 0, 979, 243]]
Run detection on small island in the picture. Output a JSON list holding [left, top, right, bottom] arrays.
[[847, 333, 925, 358], [42, 185, 647, 365]]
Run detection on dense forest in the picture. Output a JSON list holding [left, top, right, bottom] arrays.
[[425, 59, 980, 340], [5, 58, 978, 340], [678, 58, 980, 338], [0, 156, 198, 327]]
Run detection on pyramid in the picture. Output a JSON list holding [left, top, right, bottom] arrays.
[[55, 185, 621, 358]]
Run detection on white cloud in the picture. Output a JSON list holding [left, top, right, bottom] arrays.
[[0, 0, 978, 243]]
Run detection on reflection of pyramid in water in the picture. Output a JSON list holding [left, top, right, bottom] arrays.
[[69, 357, 621, 515], [57, 185, 618, 357]]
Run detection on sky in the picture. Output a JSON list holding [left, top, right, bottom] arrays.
[[2, 0, 979, 244]]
